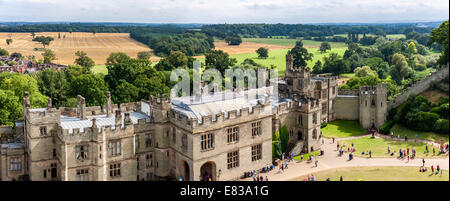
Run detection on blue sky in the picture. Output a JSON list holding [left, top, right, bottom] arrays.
[[0, 0, 448, 23]]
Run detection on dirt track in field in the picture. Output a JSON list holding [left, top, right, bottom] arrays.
[[213, 41, 288, 55], [0, 32, 159, 65]]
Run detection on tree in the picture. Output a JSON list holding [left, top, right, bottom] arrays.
[[322, 53, 350, 76], [312, 60, 323, 74], [205, 50, 237, 75], [74, 51, 95, 73], [167, 51, 188, 68], [0, 48, 9, 56], [256, 47, 269, 59], [428, 20, 449, 66], [0, 72, 48, 126], [65, 65, 87, 83], [407, 41, 417, 55], [37, 69, 68, 108], [354, 66, 378, 78], [137, 51, 151, 60], [31, 32, 36, 39], [319, 42, 331, 53], [68, 74, 108, 106], [287, 40, 313, 68], [225, 35, 242, 46], [6, 39, 13, 45], [42, 49, 57, 64], [113, 81, 139, 104], [389, 53, 413, 84], [32, 36, 54, 48]]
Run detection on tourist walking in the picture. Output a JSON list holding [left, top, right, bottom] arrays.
[[340, 176, 343, 181], [422, 158, 425, 167], [314, 159, 318, 167]]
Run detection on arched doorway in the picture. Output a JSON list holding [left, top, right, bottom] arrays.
[[180, 161, 190, 181], [200, 161, 216, 181], [297, 131, 303, 141]]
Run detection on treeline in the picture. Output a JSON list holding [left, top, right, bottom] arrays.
[[202, 23, 435, 39], [130, 28, 214, 56]]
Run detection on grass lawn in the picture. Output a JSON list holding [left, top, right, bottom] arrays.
[[339, 136, 446, 158], [386, 34, 406, 40], [291, 166, 449, 181], [242, 38, 348, 48], [321, 120, 368, 138], [92, 65, 108, 75], [390, 124, 449, 143], [293, 151, 320, 161], [195, 47, 347, 76]]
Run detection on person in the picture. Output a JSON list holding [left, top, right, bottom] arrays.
[[285, 160, 289, 169], [332, 137, 335, 143], [407, 155, 410, 162], [426, 145, 429, 153], [340, 176, 343, 181], [431, 165, 434, 173], [322, 138, 324, 145], [315, 159, 318, 167], [433, 147, 435, 155], [391, 132, 394, 139], [337, 143, 340, 150], [405, 135, 408, 141], [300, 154, 303, 160], [407, 148, 409, 156], [388, 146, 390, 153], [415, 134, 418, 142], [422, 158, 425, 167], [437, 165, 440, 174], [369, 150, 372, 158], [326, 178, 330, 181], [265, 176, 268, 181]]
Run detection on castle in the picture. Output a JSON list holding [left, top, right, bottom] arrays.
[[1, 54, 341, 181]]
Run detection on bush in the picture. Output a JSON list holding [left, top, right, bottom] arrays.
[[434, 119, 449, 133], [320, 122, 328, 128], [379, 120, 395, 134]]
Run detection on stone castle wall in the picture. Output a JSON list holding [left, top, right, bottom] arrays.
[[387, 65, 449, 110]]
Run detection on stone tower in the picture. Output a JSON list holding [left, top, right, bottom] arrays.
[[358, 83, 388, 129], [284, 54, 311, 98]]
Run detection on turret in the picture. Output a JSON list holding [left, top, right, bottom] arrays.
[[77, 95, 86, 120]]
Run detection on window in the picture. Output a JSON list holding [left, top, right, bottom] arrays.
[[227, 151, 239, 169], [252, 121, 262, 136], [251, 144, 262, 161], [323, 90, 327, 99], [9, 158, 22, 171], [313, 129, 318, 139], [75, 145, 88, 161], [146, 154, 153, 167], [322, 104, 327, 115], [135, 135, 139, 150], [201, 134, 214, 151], [147, 173, 153, 181], [40, 126, 47, 136], [109, 140, 121, 156], [145, 134, 153, 147], [227, 127, 239, 143], [332, 86, 336, 95], [76, 169, 89, 181], [53, 149, 56, 157], [43, 170, 47, 178], [109, 163, 121, 178], [313, 113, 317, 124], [181, 134, 188, 151], [298, 115, 303, 126], [172, 127, 176, 144]]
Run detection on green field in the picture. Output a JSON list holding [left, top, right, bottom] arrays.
[[196, 47, 347, 76], [339, 136, 446, 158], [390, 124, 449, 143], [291, 166, 449, 181], [242, 38, 348, 48], [92, 65, 108, 75], [321, 120, 368, 138], [386, 34, 406, 39]]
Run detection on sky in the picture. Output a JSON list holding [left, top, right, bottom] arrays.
[[0, 0, 448, 24]]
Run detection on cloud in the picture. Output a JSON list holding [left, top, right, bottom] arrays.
[[0, 0, 448, 23]]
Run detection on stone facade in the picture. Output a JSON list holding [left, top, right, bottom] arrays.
[[0, 53, 338, 181]]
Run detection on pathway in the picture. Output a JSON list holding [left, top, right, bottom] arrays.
[[241, 137, 449, 181]]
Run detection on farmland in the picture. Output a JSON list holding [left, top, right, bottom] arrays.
[[0, 32, 156, 65]]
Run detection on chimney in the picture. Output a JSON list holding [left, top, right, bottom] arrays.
[[124, 113, 132, 125], [77, 95, 86, 120], [47, 98, 52, 109], [92, 118, 97, 128], [23, 91, 30, 108], [106, 91, 112, 117], [115, 110, 122, 127]]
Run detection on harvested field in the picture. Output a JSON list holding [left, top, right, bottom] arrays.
[[0, 32, 159, 65]]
